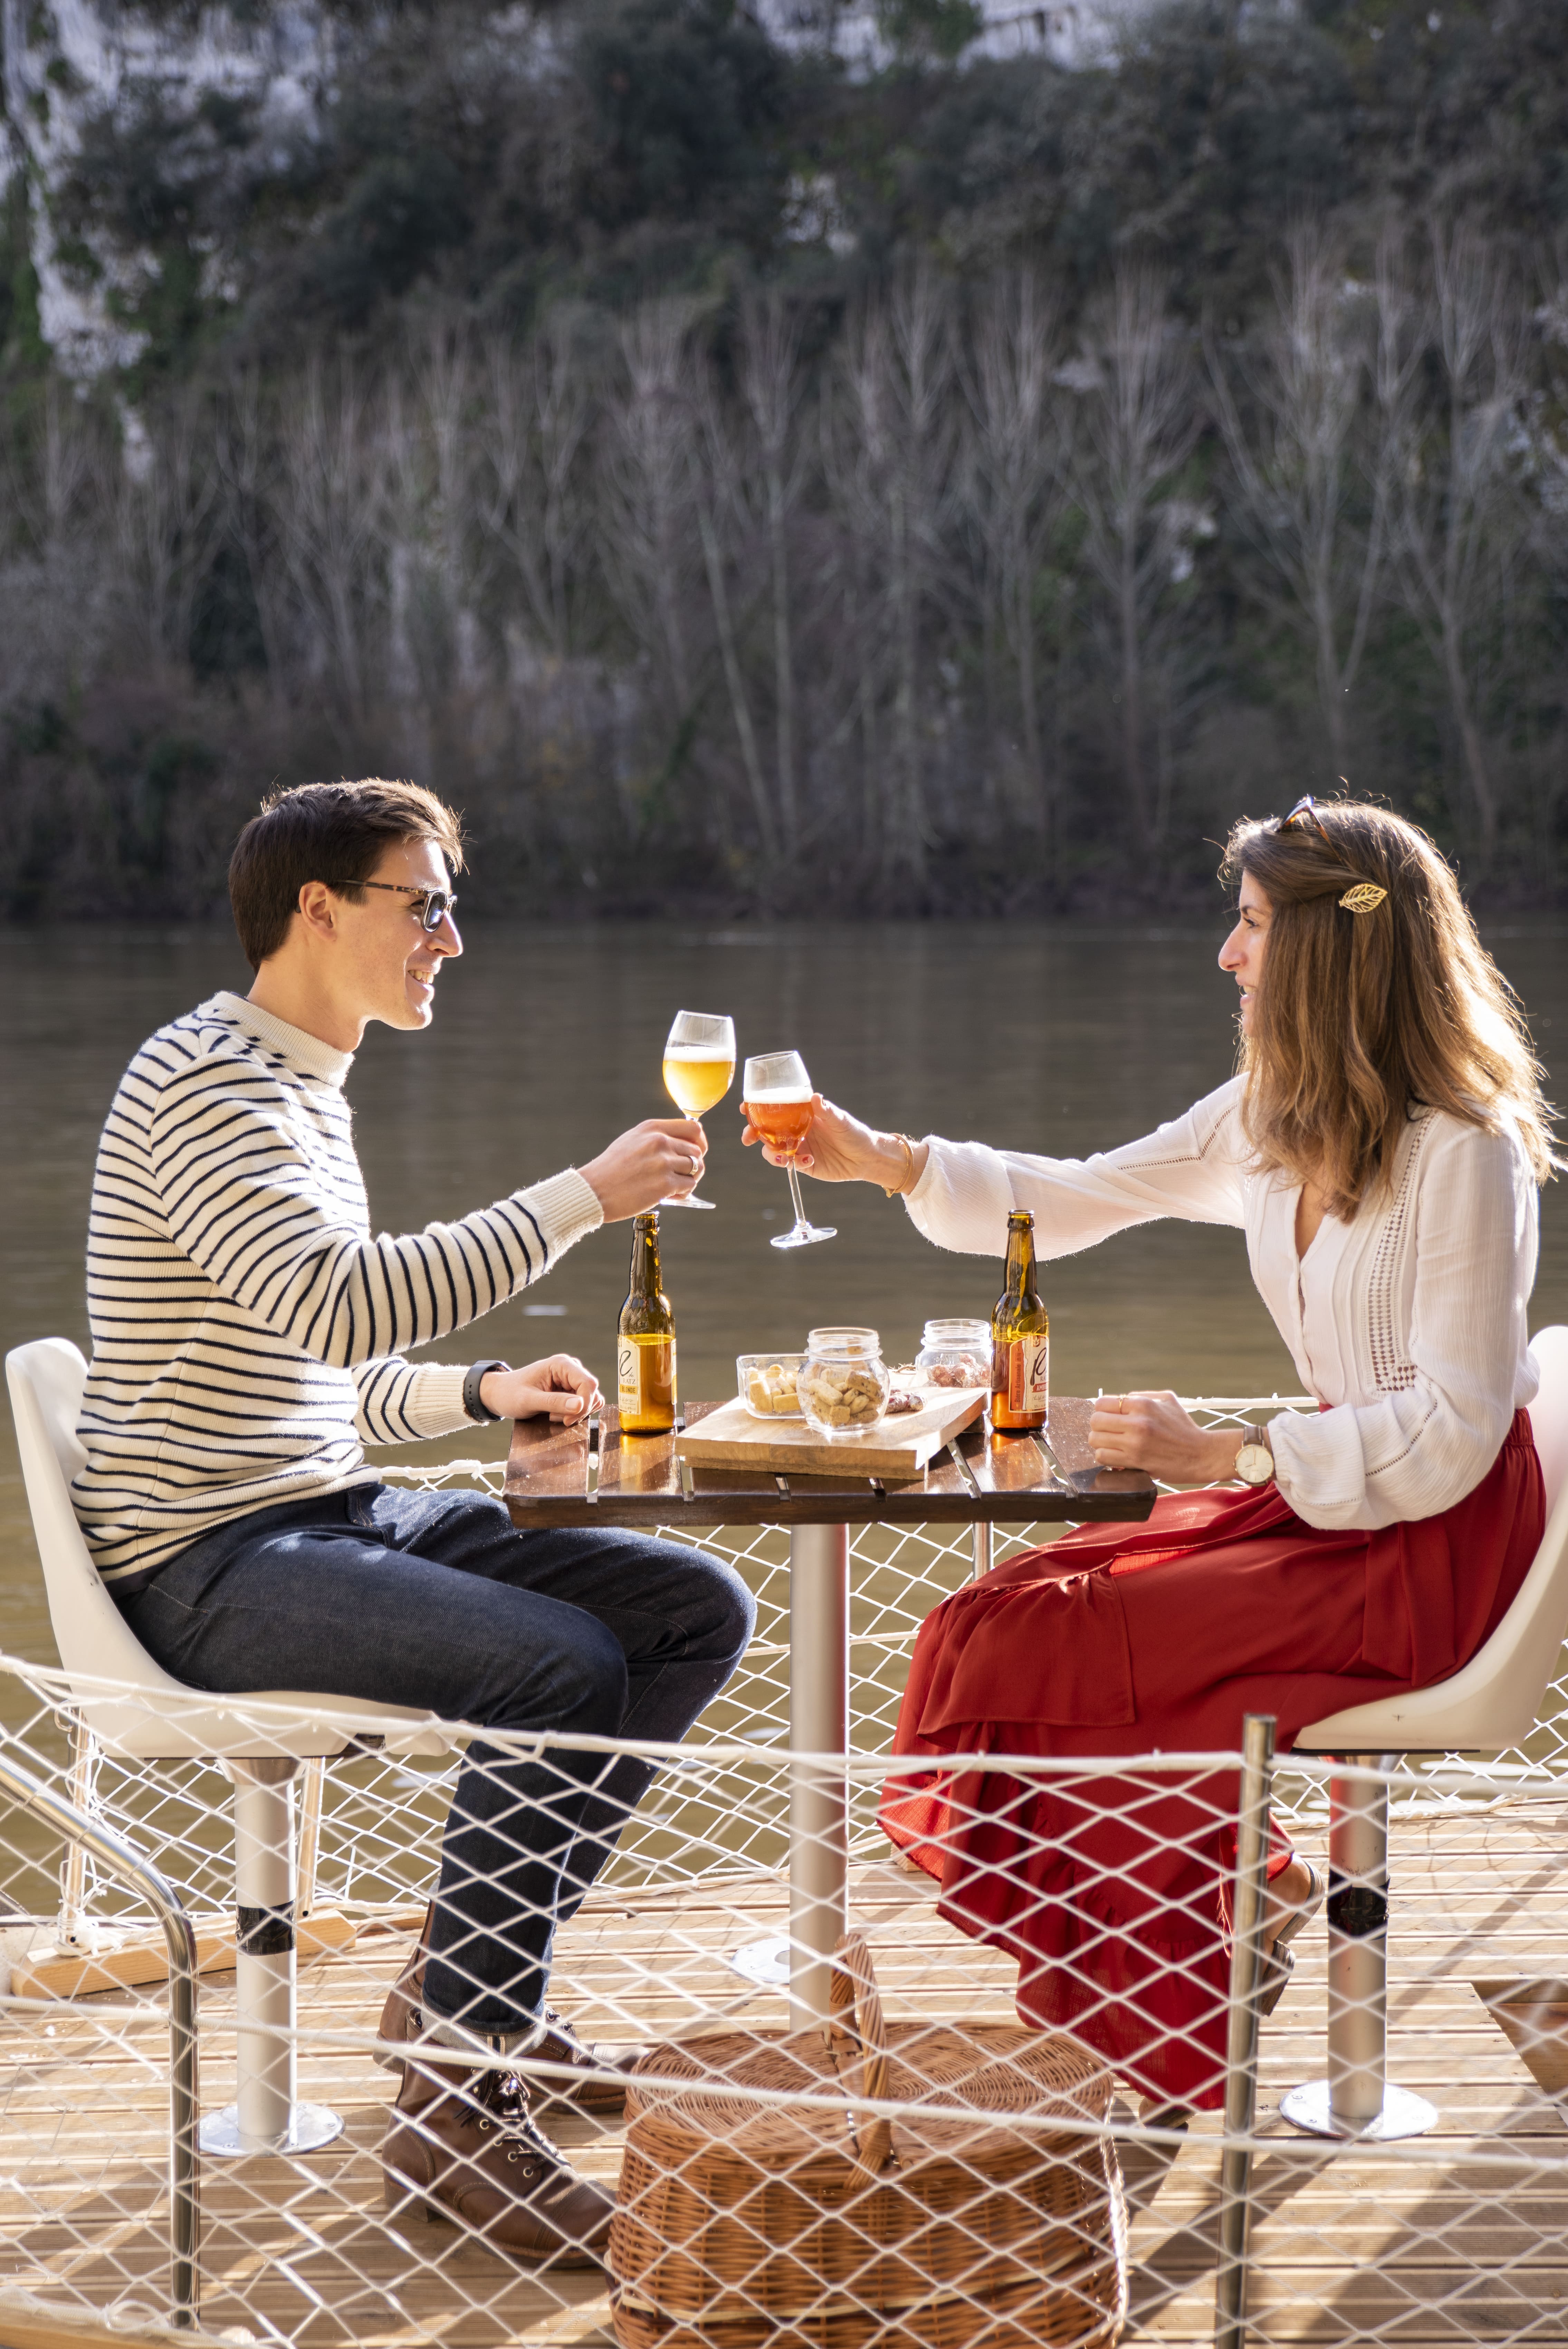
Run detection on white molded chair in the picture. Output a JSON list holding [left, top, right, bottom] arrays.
[[7, 1338, 446, 2158], [1282, 1324, 1568, 2141]]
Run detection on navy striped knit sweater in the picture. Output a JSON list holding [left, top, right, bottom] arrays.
[[72, 991, 602, 1589]]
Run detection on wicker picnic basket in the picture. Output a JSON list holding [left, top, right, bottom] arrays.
[[609, 1931, 1127, 2349]]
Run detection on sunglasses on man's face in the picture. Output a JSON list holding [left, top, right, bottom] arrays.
[[329, 880, 457, 933]]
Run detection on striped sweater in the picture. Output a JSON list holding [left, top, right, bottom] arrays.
[[73, 991, 603, 1589]]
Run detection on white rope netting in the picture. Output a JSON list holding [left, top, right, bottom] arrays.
[[0, 1397, 1561, 2348]]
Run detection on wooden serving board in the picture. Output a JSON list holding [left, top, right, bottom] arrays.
[[673, 1386, 987, 1480]]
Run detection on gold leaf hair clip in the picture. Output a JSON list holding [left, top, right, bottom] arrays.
[[1339, 882, 1388, 914]]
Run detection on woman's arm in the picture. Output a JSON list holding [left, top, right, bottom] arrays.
[[1269, 1119, 1538, 1530], [741, 1078, 1249, 1259]]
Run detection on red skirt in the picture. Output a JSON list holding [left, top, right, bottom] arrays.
[[880, 1412, 1543, 2110]]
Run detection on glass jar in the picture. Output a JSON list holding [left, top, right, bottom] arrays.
[[915, 1317, 991, 1390], [798, 1327, 891, 1440]]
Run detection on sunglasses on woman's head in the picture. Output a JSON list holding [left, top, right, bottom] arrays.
[[1277, 794, 1335, 848], [328, 880, 457, 932]]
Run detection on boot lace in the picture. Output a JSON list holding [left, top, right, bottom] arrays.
[[474, 2068, 568, 2178]]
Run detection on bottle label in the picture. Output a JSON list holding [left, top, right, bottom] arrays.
[[992, 1335, 1048, 1417], [619, 1337, 675, 1422]]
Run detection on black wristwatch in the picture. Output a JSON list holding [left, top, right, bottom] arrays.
[[463, 1360, 510, 1423]]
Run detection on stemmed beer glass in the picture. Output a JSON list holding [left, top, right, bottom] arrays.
[[660, 1010, 735, 1209], [742, 1051, 836, 1250]]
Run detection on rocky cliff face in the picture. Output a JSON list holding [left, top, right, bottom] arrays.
[[1, 0, 337, 378]]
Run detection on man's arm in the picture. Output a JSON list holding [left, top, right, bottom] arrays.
[[149, 1057, 601, 1368], [352, 1353, 602, 1443]]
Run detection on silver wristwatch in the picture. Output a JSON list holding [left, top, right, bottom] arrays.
[[1233, 1422, 1275, 1487]]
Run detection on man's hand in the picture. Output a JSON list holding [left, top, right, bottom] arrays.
[[1088, 1390, 1249, 1485], [580, 1118, 707, 1221], [480, 1355, 601, 1423], [738, 1094, 929, 1192]]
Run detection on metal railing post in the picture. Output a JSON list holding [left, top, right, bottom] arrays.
[[0, 1742, 200, 2328], [1214, 1711, 1275, 2349], [789, 1522, 850, 2024], [59, 1711, 98, 1946]]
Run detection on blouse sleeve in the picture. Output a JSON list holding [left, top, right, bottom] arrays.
[[903, 1076, 1250, 1260], [1268, 1118, 1539, 1530]]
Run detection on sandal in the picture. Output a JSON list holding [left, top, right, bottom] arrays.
[[1258, 1855, 1326, 2018], [1136, 2094, 1192, 2135]]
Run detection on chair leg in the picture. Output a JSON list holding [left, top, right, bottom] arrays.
[[1280, 1752, 1437, 2142], [199, 1758, 343, 2158]]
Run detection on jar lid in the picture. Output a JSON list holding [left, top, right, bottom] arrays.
[[806, 1325, 881, 1358]]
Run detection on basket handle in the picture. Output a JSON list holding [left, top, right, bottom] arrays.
[[828, 1930, 893, 2177]]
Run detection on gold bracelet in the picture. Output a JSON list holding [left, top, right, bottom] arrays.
[[882, 1133, 915, 1197]]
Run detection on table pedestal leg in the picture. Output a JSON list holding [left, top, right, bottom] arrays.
[[789, 1521, 849, 2025]]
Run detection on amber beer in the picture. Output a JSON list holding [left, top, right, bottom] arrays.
[[991, 1208, 1049, 1432], [741, 1087, 814, 1154], [618, 1211, 677, 1434]]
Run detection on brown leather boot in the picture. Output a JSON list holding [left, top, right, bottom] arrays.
[[381, 2057, 614, 2266], [376, 1904, 643, 2112]]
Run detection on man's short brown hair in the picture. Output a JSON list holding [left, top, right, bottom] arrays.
[[229, 780, 466, 970]]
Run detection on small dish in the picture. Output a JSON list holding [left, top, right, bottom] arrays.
[[737, 1353, 805, 1419]]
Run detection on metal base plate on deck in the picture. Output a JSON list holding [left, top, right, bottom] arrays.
[[1279, 2079, 1438, 2140], [200, 2101, 343, 2157], [726, 1935, 791, 1987]]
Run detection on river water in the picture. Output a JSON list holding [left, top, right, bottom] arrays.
[[4, 918, 1568, 1671]]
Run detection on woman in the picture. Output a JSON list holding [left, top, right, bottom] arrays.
[[742, 799, 1554, 2114]]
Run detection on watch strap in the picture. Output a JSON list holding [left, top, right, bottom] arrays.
[[463, 1360, 510, 1423]]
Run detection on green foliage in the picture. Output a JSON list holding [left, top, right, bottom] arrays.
[[581, 0, 786, 225], [876, 0, 983, 65], [295, 151, 473, 326]]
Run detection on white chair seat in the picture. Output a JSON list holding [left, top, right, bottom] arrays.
[[6, 1338, 446, 1760], [1298, 1323, 1568, 1754]]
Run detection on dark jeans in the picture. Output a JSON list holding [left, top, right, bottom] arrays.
[[117, 1483, 755, 2033]]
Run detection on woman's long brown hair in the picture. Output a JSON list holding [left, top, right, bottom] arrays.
[[1223, 800, 1557, 1216]]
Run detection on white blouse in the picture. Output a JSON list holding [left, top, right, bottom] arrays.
[[904, 1075, 1540, 1531]]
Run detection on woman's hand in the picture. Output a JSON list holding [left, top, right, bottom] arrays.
[[1089, 1390, 1251, 1485], [738, 1095, 930, 1192], [580, 1117, 707, 1220], [480, 1355, 601, 1424]]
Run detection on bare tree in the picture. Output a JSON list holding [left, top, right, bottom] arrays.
[[738, 296, 807, 861], [416, 325, 486, 696], [271, 356, 387, 725], [1386, 221, 1526, 855], [1070, 267, 1202, 857], [692, 364, 781, 865], [214, 369, 294, 709], [1206, 223, 1411, 772], [828, 266, 956, 886], [962, 268, 1069, 852], [601, 303, 703, 708], [115, 389, 224, 674], [476, 314, 595, 662]]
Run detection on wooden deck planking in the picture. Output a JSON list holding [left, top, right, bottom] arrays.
[[0, 1826, 1565, 2347]]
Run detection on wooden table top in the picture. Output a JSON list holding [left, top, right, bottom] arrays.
[[503, 1396, 1157, 1530]]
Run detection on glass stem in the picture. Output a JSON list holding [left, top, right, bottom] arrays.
[[786, 1158, 809, 1234]]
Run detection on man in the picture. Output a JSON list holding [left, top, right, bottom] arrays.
[[72, 778, 755, 2264]]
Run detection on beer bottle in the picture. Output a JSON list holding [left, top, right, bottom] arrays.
[[991, 1208, 1049, 1433], [618, 1211, 677, 1435]]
